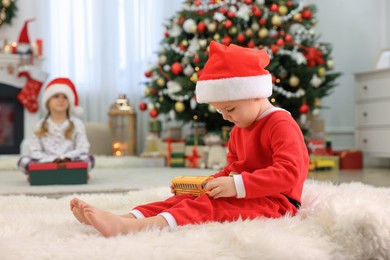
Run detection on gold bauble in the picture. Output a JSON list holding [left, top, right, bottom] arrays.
[[181, 39, 188, 46], [271, 15, 282, 26], [228, 27, 238, 35], [289, 75, 300, 87], [213, 34, 221, 40], [144, 88, 151, 95], [293, 13, 301, 21], [245, 28, 254, 37], [157, 78, 165, 87], [318, 67, 326, 77], [279, 6, 288, 15], [175, 101, 185, 113], [258, 28, 269, 38]]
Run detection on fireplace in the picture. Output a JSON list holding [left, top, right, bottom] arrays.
[[0, 83, 24, 154]]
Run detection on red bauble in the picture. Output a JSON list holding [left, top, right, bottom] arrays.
[[247, 40, 255, 48], [194, 0, 201, 6], [227, 11, 235, 18], [219, 8, 227, 15], [197, 22, 206, 33], [150, 88, 158, 96], [164, 31, 169, 38], [171, 62, 183, 75], [245, 0, 253, 4], [222, 36, 232, 46], [253, 8, 261, 17], [270, 45, 279, 54], [259, 18, 267, 26], [285, 34, 293, 42], [270, 4, 279, 12], [224, 20, 233, 29], [300, 104, 310, 114], [144, 70, 152, 78], [193, 55, 200, 63], [149, 109, 159, 118], [139, 102, 147, 111], [276, 38, 284, 46], [286, 1, 293, 7], [237, 34, 246, 43], [302, 9, 312, 20]]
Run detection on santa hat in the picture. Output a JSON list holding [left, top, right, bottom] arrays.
[[195, 41, 272, 103], [18, 19, 35, 45], [42, 78, 83, 116]]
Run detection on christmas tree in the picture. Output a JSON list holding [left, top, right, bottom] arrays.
[[140, 0, 340, 132]]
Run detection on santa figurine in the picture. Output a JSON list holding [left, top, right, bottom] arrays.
[[17, 19, 35, 55]]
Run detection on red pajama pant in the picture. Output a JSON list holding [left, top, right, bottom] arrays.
[[133, 193, 297, 226]]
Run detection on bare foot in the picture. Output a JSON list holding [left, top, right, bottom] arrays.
[[83, 205, 142, 237], [70, 198, 91, 225]]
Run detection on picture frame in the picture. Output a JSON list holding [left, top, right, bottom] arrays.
[[375, 48, 390, 69]]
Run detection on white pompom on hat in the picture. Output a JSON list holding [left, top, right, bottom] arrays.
[[42, 77, 83, 116], [195, 41, 272, 103]]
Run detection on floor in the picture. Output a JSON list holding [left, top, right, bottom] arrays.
[[0, 166, 389, 198]]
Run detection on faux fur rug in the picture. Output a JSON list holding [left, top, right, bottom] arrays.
[[1, 181, 389, 260]]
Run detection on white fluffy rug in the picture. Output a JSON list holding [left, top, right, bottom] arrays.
[[1, 181, 389, 260]]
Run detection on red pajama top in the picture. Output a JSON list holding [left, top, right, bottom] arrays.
[[213, 109, 309, 204]]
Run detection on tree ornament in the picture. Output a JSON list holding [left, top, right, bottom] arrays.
[[157, 77, 165, 87], [139, 102, 147, 111], [258, 28, 268, 38], [197, 21, 206, 33], [144, 70, 152, 78], [312, 108, 320, 116], [171, 62, 183, 75], [237, 34, 246, 43], [183, 19, 197, 33], [318, 67, 326, 77], [158, 55, 167, 64], [193, 55, 200, 63], [279, 5, 288, 15], [245, 28, 253, 37], [289, 75, 300, 87], [270, 4, 279, 12], [272, 15, 282, 26], [314, 98, 321, 107], [149, 109, 159, 118], [222, 35, 232, 46], [228, 26, 238, 35], [208, 105, 217, 113], [207, 22, 216, 32], [310, 74, 323, 88], [300, 104, 309, 114], [175, 101, 185, 113], [302, 9, 312, 20], [327, 59, 334, 70], [224, 20, 233, 29]]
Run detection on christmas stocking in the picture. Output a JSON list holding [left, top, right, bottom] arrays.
[[17, 68, 49, 113]]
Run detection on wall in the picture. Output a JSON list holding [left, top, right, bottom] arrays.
[[305, 0, 390, 152]]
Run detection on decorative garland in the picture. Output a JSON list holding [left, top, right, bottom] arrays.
[[0, 0, 17, 28]]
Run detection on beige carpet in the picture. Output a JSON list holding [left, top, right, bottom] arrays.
[[1, 181, 390, 259]]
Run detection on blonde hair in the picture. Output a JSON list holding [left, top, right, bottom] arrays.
[[35, 109, 75, 140]]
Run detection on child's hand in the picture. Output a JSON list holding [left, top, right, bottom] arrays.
[[205, 177, 237, 199]]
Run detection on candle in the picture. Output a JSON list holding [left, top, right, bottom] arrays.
[[36, 38, 43, 56], [11, 42, 17, 54]]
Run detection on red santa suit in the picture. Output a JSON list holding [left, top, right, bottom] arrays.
[[132, 41, 309, 229], [132, 108, 309, 228]]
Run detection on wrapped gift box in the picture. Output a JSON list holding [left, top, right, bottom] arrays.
[[28, 161, 88, 186], [334, 150, 363, 170]]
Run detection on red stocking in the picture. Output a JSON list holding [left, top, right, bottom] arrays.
[[17, 69, 48, 113]]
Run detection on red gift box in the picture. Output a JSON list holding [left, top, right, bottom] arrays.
[[28, 161, 88, 185], [334, 150, 363, 170]]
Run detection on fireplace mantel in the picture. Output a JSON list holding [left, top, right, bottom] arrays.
[[0, 54, 46, 154]]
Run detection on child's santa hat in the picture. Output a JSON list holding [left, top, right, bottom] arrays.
[[195, 41, 272, 103], [42, 78, 83, 116]]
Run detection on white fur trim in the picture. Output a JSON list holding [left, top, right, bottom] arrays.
[[233, 174, 246, 198], [196, 74, 272, 103], [41, 84, 76, 111]]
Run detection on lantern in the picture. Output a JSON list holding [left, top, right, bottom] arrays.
[[108, 94, 137, 156]]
